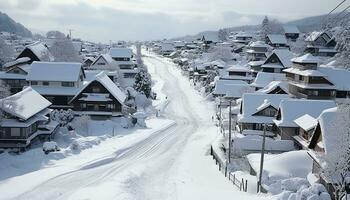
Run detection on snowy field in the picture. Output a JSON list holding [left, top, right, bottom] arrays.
[[0, 52, 271, 200]]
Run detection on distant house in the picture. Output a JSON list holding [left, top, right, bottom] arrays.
[[160, 43, 175, 56], [0, 87, 59, 150], [82, 57, 94, 68], [261, 49, 294, 73], [69, 72, 126, 116], [273, 99, 336, 140], [246, 41, 271, 61], [232, 32, 254, 44], [237, 93, 289, 133], [109, 48, 138, 87], [89, 54, 120, 82], [305, 31, 337, 57], [222, 65, 254, 83], [283, 25, 300, 41], [318, 65, 350, 99], [266, 34, 289, 48], [284, 54, 336, 99], [0, 58, 31, 94], [248, 60, 265, 76], [16, 42, 54, 63], [212, 79, 253, 99], [26, 61, 85, 108]]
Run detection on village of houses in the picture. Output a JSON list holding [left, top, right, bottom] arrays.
[[0, 15, 349, 200]]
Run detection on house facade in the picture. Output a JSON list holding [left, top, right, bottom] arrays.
[[305, 32, 337, 57], [0, 87, 59, 150], [261, 49, 293, 73]]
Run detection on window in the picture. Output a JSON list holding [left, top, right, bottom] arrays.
[[62, 82, 75, 87], [120, 65, 133, 70], [308, 90, 318, 96], [11, 128, 21, 137], [92, 87, 100, 93], [31, 81, 38, 85], [43, 81, 49, 86], [97, 62, 105, 65]]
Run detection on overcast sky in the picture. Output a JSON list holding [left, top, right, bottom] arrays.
[[0, 0, 345, 42]]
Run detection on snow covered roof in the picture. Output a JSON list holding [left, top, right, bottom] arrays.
[[109, 48, 133, 58], [291, 53, 321, 64], [283, 67, 325, 77], [267, 34, 287, 44], [2, 57, 31, 69], [294, 114, 317, 132], [256, 81, 289, 95], [248, 60, 265, 67], [305, 31, 332, 42], [91, 54, 115, 66], [161, 43, 175, 51], [264, 49, 294, 68], [318, 66, 350, 91], [234, 135, 295, 153], [212, 79, 249, 96], [312, 107, 348, 155], [238, 93, 289, 124], [25, 42, 54, 62], [251, 72, 286, 88], [226, 65, 251, 72], [27, 61, 84, 82], [223, 85, 254, 98], [248, 41, 270, 48], [70, 72, 126, 104], [283, 25, 300, 34], [0, 87, 51, 120], [273, 99, 336, 127]]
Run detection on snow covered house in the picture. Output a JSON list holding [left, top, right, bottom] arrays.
[[283, 25, 300, 41], [90, 54, 116, 70], [305, 31, 337, 57], [0, 87, 59, 149], [237, 93, 289, 133], [284, 54, 336, 99], [261, 49, 293, 73], [0, 58, 31, 94], [318, 65, 350, 99], [26, 61, 86, 108], [222, 65, 254, 83], [246, 41, 271, 61], [69, 72, 126, 116], [266, 34, 288, 48], [82, 57, 95, 68], [307, 107, 347, 198], [250, 72, 286, 91], [248, 60, 265, 76], [16, 42, 54, 63], [256, 81, 289, 95], [109, 48, 138, 87], [273, 99, 336, 140], [212, 79, 252, 99], [160, 43, 175, 56], [232, 32, 254, 44]]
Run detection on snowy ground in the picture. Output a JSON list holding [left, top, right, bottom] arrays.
[[0, 52, 271, 200]]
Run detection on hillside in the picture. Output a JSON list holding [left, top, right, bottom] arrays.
[[0, 11, 32, 37]]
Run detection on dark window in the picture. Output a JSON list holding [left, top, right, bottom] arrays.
[[31, 81, 38, 85], [43, 81, 49, 86], [62, 82, 75, 87]]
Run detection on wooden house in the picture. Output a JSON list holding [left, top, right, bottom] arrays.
[[16, 42, 54, 63], [305, 31, 337, 57], [69, 72, 126, 116], [266, 34, 289, 48], [261, 49, 293, 73], [246, 41, 271, 61], [283, 25, 300, 41], [0, 87, 59, 150]]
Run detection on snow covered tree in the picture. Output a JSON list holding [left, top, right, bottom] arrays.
[[260, 16, 271, 40], [289, 34, 307, 55], [218, 29, 228, 42], [133, 68, 152, 98], [0, 80, 12, 120], [321, 102, 350, 200], [334, 25, 350, 69], [49, 38, 81, 62], [46, 30, 66, 39], [0, 38, 14, 67], [207, 46, 233, 62]]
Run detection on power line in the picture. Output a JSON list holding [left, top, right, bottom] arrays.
[[322, 0, 347, 28]]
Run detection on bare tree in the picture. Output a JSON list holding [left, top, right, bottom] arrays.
[[0, 38, 14, 67], [49, 38, 81, 62]]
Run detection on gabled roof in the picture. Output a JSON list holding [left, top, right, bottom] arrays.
[[27, 61, 84, 82], [70, 72, 126, 104], [283, 67, 325, 77], [0, 87, 51, 120], [238, 93, 289, 124], [319, 65, 350, 91], [109, 48, 133, 58], [294, 114, 317, 132], [283, 25, 300, 34], [3, 57, 31, 69], [248, 41, 271, 48], [273, 99, 336, 127], [91, 54, 115, 65], [305, 31, 332, 42], [212, 79, 249, 96], [266, 34, 287, 44], [264, 49, 294, 68], [291, 53, 320, 64], [226, 65, 251, 72], [251, 72, 286, 88], [24, 42, 54, 62], [256, 81, 289, 95]]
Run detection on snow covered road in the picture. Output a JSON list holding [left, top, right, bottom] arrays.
[[0, 53, 269, 200]]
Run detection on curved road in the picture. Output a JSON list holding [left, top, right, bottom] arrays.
[[8, 53, 262, 200]]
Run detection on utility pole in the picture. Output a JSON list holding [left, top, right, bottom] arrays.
[[258, 124, 267, 193], [68, 29, 74, 39], [228, 100, 232, 163]]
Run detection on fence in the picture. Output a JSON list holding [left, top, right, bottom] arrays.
[[210, 145, 249, 192]]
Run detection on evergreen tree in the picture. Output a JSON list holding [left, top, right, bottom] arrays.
[[261, 16, 271, 40], [334, 25, 350, 69], [218, 29, 228, 42], [133, 68, 152, 98]]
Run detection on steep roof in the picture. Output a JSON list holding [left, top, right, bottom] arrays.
[[270, 49, 294, 68], [109, 48, 133, 58], [25, 42, 54, 62], [27, 61, 84, 82], [256, 81, 289, 94], [283, 25, 300, 34], [266, 34, 287, 44], [70, 72, 126, 104], [248, 41, 271, 48], [319, 66, 350, 91], [0, 87, 51, 120], [291, 53, 321, 64], [273, 99, 336, 127], [294, 114, 317, 132]]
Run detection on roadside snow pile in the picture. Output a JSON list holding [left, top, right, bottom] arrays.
[[42, 141, 59, 154], [275, 183, 331, 200]]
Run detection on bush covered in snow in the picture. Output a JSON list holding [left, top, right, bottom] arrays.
[[51, 109, 74, 126], [134, 68, 152, 98], [42, 141, 59, 154]]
